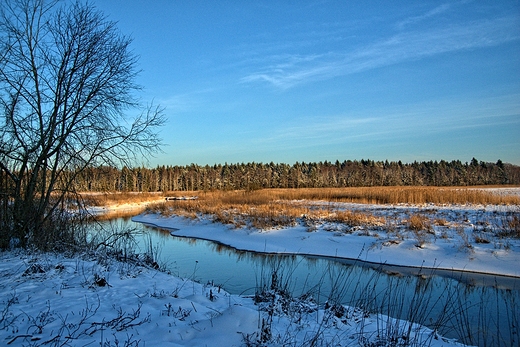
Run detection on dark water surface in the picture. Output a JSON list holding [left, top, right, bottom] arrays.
[[94, 218, 519, 347]]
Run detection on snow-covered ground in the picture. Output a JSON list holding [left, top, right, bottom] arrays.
[[87, 197, 164, 217], [133, 202, 520, 278], [0, 251, 469, 347], [2, 190, 518, 346]]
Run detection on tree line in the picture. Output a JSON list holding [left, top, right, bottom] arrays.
[[69, 158, 520, 193]]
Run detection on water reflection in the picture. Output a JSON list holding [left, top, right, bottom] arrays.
[[95, 218, 519, 347]]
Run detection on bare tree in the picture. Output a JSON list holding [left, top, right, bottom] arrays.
[[0, 0, 164, 248]]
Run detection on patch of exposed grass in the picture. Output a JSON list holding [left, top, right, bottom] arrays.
[[332, 210, 385, 227], [81, 192, 164, 206], [146, 192, 310, 229], [140, 188, 519, 237], [434, 218, 449, 226], [408, 214, 432, 232], [224, 186, 520, 205], [146, 190, 381, 230], [85, 186, 519, 210], [93, 208, 149, 221], [496, 214, 520, 238], [508, 215, 520, 236]]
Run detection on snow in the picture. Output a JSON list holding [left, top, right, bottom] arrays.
[[132, 202, 520, 278], [88, 197, 164, 217], [0, 251, 255, 346], [0, 251, 469, 346], [2, 195, 518, 346]]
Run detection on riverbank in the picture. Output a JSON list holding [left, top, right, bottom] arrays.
[[0, 250, 470, 347], [5, 189, 510, 345], [133, 200, 520, 278]]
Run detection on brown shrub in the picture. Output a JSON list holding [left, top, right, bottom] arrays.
[[434, 218, 449, 226], [408, 214, 432, 231], [333, 211, 385, 227], [97, 187, 518, 232]]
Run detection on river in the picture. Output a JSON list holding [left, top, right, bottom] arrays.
[[92, 217, 519, 347]]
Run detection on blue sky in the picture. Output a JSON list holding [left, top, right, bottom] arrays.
[[92, 0, 520, 166]]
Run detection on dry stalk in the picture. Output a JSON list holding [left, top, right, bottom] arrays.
[[138, 187, 518, 232], [408, 214, 432, 232]]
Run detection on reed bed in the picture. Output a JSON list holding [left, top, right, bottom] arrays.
[[165, 186, 519, 205], [247, 186, 520, 205], [93, 208, 150, 221], [144, 187, 518, 232], [147, 191, 311, 229], [82, 186, 519, 207], [81, 192, 165, 206]]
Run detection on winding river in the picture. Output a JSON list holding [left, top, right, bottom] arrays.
[[94, 217, 519, 347]]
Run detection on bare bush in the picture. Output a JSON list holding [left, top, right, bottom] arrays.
[[408, 214, 432, 232]]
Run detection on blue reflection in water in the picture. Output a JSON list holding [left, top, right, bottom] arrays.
[[93, 218, 519, 347]]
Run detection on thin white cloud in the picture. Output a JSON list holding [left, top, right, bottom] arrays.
[[241, 15, 520, 90], [396, 3, 452, 29], [261, 115, 380, 143], [256, 93, 520, 149], [157, 87, 223, 114]]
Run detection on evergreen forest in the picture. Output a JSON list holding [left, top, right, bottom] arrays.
[[67, 158, 520, 192]]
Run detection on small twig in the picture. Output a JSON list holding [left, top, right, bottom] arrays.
[[7, 334, 32, 345]]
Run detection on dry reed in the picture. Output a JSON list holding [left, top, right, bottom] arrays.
[[408, 214, 432, 231], [93, 208, 149, 221], [260, 186, 520, 205], [81, 192, 164, 206], [89, 187, 519, 237], [83, 186, 519, 207], [332, 210, 385, 227]]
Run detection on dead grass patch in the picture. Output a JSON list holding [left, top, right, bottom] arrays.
[[230, 186, 520, 205], [93, 208, 148, 221], [333, 210, 385, 227], [84, 186, 519, 208], [496, 214, 520, 238], [88, 187, 518, 236], [82, 192, 164, 206], [508, 215, 520, 236], [141, 188, 518, 231], [408, 214, 432, 232], [474, 235, 491, 244], [434, 218, 449, 226], [146, 190, 387, 230]]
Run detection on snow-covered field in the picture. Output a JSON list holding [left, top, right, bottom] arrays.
[[0, 251, 469, 347], [134, 201, 520, 278], [1, 189, 518, 346]]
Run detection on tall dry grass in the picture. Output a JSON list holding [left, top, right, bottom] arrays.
[[79, 192, 165, 222], [147, 190, 311, 229], [83, 186, 519, 207], [81, 192, 165, 207], [249, 186, 520, 205], [80, 187, 519, 237], [143, 187, 519, 233]]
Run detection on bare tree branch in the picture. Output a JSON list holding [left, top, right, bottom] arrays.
[[0, 0, 164, 249]]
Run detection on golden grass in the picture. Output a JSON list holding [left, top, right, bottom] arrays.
[[81, 192, 164, 206], [79, 192, 164, 222], [257, 186, 520, 205], [407, 214, 432, 232], [85, 187, 519, 234], [144, 186, 519, 230], [156, 186, 520, 206], [82, 186, 519, 207], [92, 208, 149, 221], [433, 218, 449, 226], [146, 191, 310, 229], [332, 210, 385, 227]]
